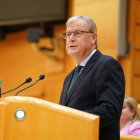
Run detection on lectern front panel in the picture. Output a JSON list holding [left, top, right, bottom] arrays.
[[0, 96, 99, 140]]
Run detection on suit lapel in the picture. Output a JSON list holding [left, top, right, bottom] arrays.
[[60, 69, 75, 105], [64, 50, 102, 105]]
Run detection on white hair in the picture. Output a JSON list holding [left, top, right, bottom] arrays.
[[66, 15, 97, 48]]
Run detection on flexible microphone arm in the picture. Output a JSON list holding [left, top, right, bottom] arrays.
[[15, 74, 45, 96], [0, 86, 1, 98], [1, 77, 32, 95]]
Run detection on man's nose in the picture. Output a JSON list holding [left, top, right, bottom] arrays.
[[69, 33, 76, 40]]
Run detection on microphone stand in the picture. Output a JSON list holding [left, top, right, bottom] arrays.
[[1, 77, 32, 95]]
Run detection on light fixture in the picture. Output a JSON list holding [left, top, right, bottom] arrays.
[[15, 109, 26, 121]]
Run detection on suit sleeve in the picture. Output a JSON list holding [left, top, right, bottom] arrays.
[[85, 57, 125, 128]]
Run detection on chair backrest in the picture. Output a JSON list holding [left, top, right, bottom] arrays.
[[120, 135, 140, 140], [138, 104, 140, 114]]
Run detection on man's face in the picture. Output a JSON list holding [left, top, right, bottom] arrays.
[[66, 19, 96, 64]]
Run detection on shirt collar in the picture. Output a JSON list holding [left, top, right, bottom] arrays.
[[76, 49, 96, 66]]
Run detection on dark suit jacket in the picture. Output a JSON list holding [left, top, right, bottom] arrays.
[[59, 50, 125, 140]]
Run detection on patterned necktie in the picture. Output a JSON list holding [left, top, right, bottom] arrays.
[[67, 65, 83, 97]]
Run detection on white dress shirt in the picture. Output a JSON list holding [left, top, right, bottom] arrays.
[[76, 49, 96, 74]]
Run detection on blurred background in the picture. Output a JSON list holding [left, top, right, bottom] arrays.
[[0, 0, 139, 103]]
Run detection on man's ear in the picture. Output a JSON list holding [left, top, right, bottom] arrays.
[[91, 33, 97, 44]]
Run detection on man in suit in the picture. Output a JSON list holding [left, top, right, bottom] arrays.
[[59, 15, 125, 140]]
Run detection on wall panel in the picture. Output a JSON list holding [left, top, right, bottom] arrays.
[[136, 0, 140, 24], [0, 24, 69, 103], [135, 25, 140, 49], [134, 77, 140, 102], [0, 31, 46, 97], [134, 51, 140, 75], [73, 0, 119, 59]]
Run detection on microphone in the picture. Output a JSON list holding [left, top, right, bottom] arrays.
[[1, 77, 32, 95], [15, 74, 45, 96]]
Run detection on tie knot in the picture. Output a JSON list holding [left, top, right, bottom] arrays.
[[75, 66, 83, 72]]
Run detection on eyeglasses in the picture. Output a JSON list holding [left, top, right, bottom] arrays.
[[62, 30, 94, 39]]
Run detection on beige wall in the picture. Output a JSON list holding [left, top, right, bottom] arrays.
[[0, 25, 70, 103], [72, 0, 120, 59], [0, 31, 46, 97]]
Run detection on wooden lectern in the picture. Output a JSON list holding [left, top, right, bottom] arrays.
[[0, 96, 99, 140]]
